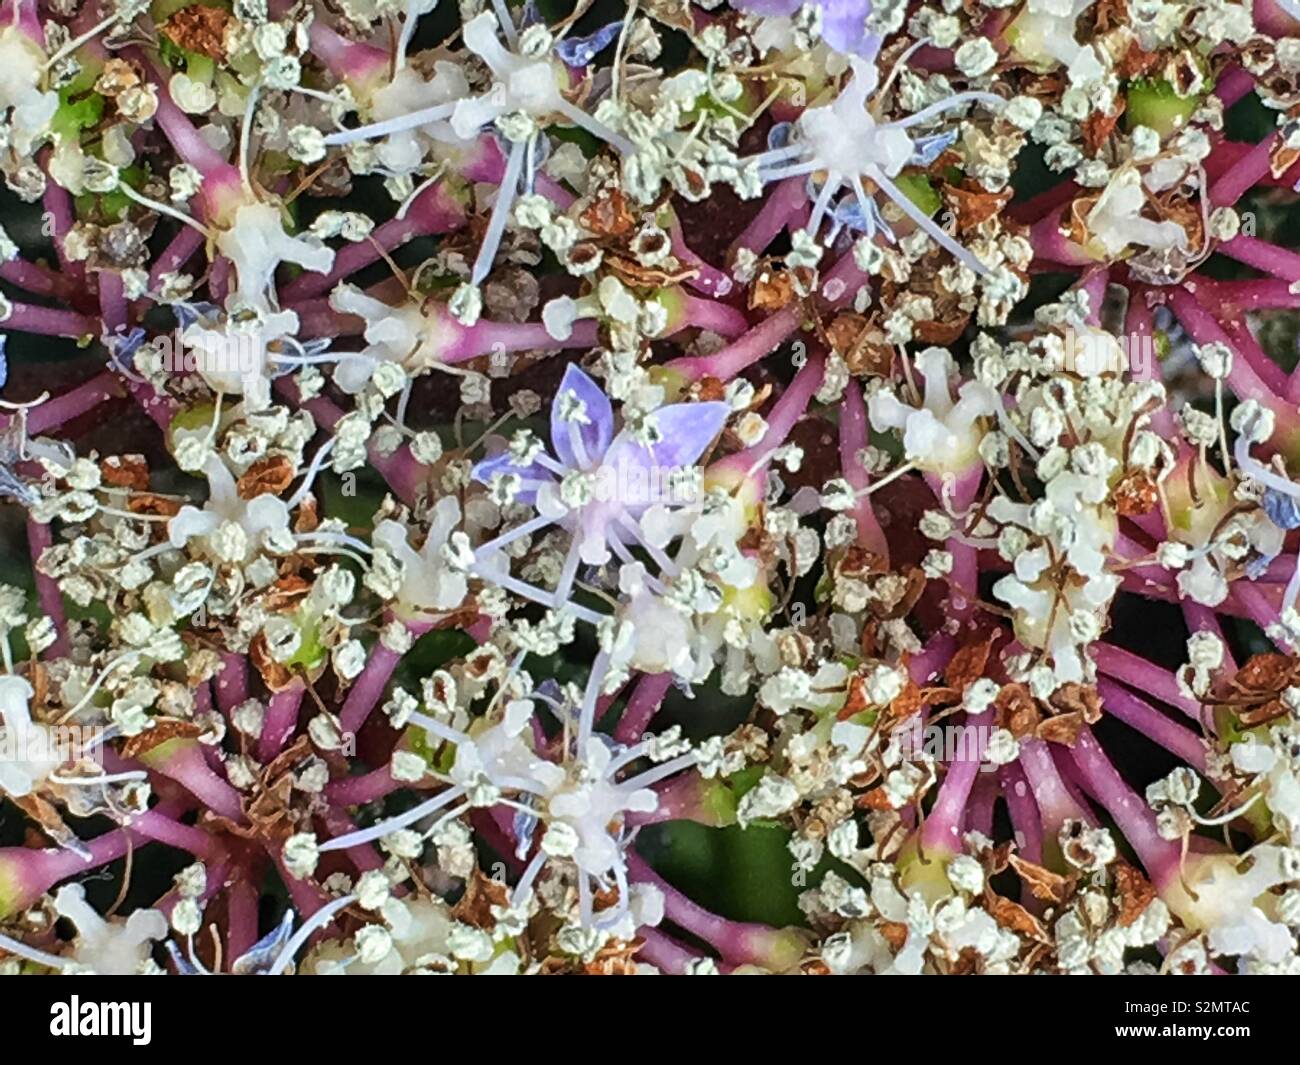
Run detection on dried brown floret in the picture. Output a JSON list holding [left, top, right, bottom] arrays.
[[237, 455, 296, 500], [100, 454, 150, 492], [1113, 860, 1157, 927], [159, 4, 233, 60]]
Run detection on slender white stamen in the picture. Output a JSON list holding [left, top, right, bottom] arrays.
[[511, 850, 547, 905], [553, 99, 634, 155], [471, 138, 528, 285], [48, 769, 149, 787], [285, 440, 336, 511], [405, 710, 471, 746], [474, 514, 556, 559], [870, 166, 988, 275], [56, 650, 144, 724], [117, 183, 212, 238], [266, 894, 357, 975], [893, 92, 1005, 130], [322, 102, 459, 146], [317, 787, 465, 852], [621, 751, 696, 791], [576, 649, 611, 750], [0, 931, 71, 970]]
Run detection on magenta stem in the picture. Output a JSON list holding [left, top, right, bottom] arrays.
[[625, 851, 798, 968], [149, 70, 235, 180], [325, 766, 403, 806], [668, 254, 863, 381], [40, 172, 82, 282], [149, 741, 244, 821], [340, 621, 431, 735], [1167, 285, 1288, 413], [1096, 678, 1209, 774], [259, 685, 306, 763], [0, 257, 60, 298], [1214, 66, 1255, 108], [1018, 737, 1093, 836], [97, 270, 127, 333], [999, 762, 1043, 863], [443, 316, 601, 363], [1218, 234, 1300, 282], [319, 807, 386, 873], [635, 926, 708, 973], [3, 301, 96, 337], [225, 877, 260, 966], [718, 352, 825, 475], [0, 800, 191, 916], [919, 709, 991, 855], [26, 518, 68, 658], [149, 226, 206, 290], [281, 182, 467, 301], [679, 293, 748, 339], [308, 19, 389, 81], [966, 775, 997, 837], [839, 379, 890, 559], [730, 177, 807, 258], [666, 211, 732, 298], [22, 371, 121, 435], [612, 671, 674, 745], [215, 653, 250, 717], [1067, 728, 1182, 889], [275, 378, 425, 506], [1090, 643, 1202, 721], [127, 809, 220, 860], [1208, 132, 1277, 208]]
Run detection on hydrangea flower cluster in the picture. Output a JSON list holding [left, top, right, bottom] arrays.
[[1, 0, 1300, 979]]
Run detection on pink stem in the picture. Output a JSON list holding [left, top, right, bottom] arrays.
[[22, 371, 121, 435], [225, 877, 260, 966], [1208, 132, 1277, 208], [919, 710, 991, 855], [1068, 729, 1182, 889], [339, 622, 431, 735], [1218, 234, 1300, 282], [319, 807, 385, 874], [667, 254, 863, 380], [839, 379, 889, 559], [1167, 285, 1287, 414], [281, 182, 468, 301], [1214, 66, 1255, 108], [275, 378, 425, 506], [0, 800, 191, 917], [625, 851, 799, 968], [26, 519, 68, 658], [3, 301, 96, 337], [666, 213, 733, 298], [612, 671, 674, 745], [965, 775, 997, 837], [325, 766, 403, 806], [680, 294, 748, 339], [149, 226, 206, 290], [1090, 643, 1202, 721], [999, 762, 1043, 863], [635, 926, 708, 973], [1096, 678, 1209, 774], [215, 653, 250, 717], [717, 352, 826, 476], [259, 685, 306, 763], [0, 258, 60, 298], [729, 177, 807, 257], [1018, 737, 1093, 836], [127, 809, 220, 860], [41, 173, 83, 282], [146, 741, 245, 821]]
